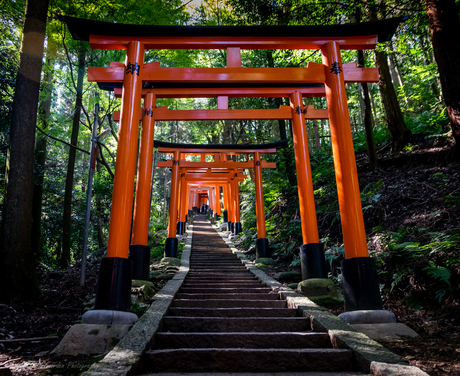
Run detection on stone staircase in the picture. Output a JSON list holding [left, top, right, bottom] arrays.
[[140, 217, 367, 375]]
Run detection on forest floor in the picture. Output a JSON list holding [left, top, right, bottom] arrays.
[[1, 135, 459, 375]]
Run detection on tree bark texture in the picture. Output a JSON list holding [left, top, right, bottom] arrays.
[[358, 50, 378, 168], [425, 0, 460, 153], [375, 50, 412, 150], [94, 143, 106, 249], [60, 44, 86, 268], [32, 41, 56, 266], [0, 0, 49, 302]]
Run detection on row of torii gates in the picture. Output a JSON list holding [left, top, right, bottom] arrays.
[[62, 15, 405, 317]]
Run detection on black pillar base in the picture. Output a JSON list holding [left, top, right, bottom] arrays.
[[193, 206, 198, 214], [223, 209, 228, 223], [164, 237, 178, 258], [230, 222, 234, 233], [300, 243, 328, 280], [234, 222, 242, 235], [177, 221, 185, 235], [94, 257, 132, 312], [256, 238, 270, 258], [128, 244, 150, 281], [342, 257, 383, 312]]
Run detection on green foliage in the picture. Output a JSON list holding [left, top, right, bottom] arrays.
[[131, 303, 149, 317], [374, 227, 460, 306]]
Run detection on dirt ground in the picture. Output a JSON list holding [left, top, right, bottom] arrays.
[[1, 136, 459, 375]]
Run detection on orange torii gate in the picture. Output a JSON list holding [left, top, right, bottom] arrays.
[[61, 15, 405, 317], [156, 141, 282, 257]]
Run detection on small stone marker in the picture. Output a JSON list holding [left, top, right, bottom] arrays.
[[371, 361, 429, 376], [351, 323, 419, 341], [51, 324, 132, 355]]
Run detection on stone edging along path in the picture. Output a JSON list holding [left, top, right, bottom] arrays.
[[82, 220, 428, 376], [81, 225, 193, 376]]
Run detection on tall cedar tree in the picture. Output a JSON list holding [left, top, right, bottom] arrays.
[[368, 0, 412, 150], [425, 0, 460, 156], [60, 44, 86, 268], [0, 0, 49, 302], [32, 39, 56, 266]]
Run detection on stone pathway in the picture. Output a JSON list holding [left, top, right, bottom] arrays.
[[140, 215, 367, 375]]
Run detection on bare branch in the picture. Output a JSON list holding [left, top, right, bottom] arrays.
[[35, 125, 114, 179]]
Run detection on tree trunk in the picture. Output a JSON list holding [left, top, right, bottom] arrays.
[[375, 50, 412, 150], [0, 0, 49, 303], [59, 44, 86, 268], [275, 97, 288, 140], [312, 120, 321, 150], [32, 40, 56, 266], [425, 0, 460, 154], [358, 50, 378, 168], [94, 143, 106, 249]]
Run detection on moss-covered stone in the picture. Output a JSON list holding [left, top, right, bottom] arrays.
[[255, 257, 275, 266], [160, 257, 181, 267], [297, 278, 340, 295], [287, 283, 298, 290], [149, 271, 173, 281], [309, 295, 344, 307], [131, 280, 155, 288], [306, 309, 354, 332], [273, 271, 302, 283], [137, 284, 157, 303]]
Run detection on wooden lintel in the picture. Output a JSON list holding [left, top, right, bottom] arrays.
[[114, 86, 327, 99], [89, 35, 378, 51], [89, 63, 325, 84], [113, 106, 328, 122], [89, 62, 378, 86], [158, 160, 276, 168], [342, 62, 379, 83]]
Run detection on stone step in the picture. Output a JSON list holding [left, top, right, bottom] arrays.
[[175, 293, 280, 300], [179, 288, 272, 294], [185, 274, 254, 279], [181, 282, 264, 288], [189, 263, 243, 266], [190, 257, 237, 260], [155, 332, 329, 349], [184, 275, 255, 280], [145, 348, 353, 373], [140, 372, 367, 376], [187, 269, 251, 274], [189, 266, 246, 269], [190, 252, 233, 255], [189, 256, 240, 259], [167, 307, 298, 317], [172, 299, 287, 308], [162, 317, 309, 332]]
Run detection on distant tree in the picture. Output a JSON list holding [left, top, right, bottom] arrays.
[[0, 0, 49, 302], [425, 0, 460, 157], [59, 43, 86, 268]]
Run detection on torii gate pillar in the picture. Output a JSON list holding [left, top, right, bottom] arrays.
[[232, 172, 242, 235], [254, 152, 269, 257], [94, 41, 144, 314], [129, 92, 156, 281], [322, 41, 382, 311], [165, 150, 180, 257], [290, 91, 327, 280]]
